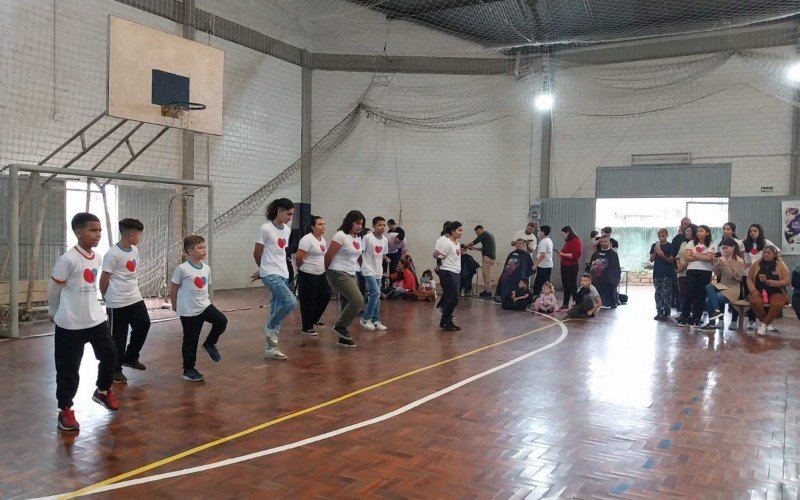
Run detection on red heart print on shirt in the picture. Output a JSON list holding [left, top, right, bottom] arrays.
[[695, 245, 704, 253], [277, 238, 286, 249], [353, 241, 360, 250], [750, 247, 758, 255], [320, 245, 326, 252], [375, 246, 382, 254], [83, 268, 98, 283], [194, 276, 207, 288], [126, 259, 136, 272]]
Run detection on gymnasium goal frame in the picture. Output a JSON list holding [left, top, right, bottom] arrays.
[[1, 164, 214, 338]]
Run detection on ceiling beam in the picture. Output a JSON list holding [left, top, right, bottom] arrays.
[[381, 0, 508, 21]]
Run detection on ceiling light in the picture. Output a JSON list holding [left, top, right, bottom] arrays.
[[534, 93, 554, 111]]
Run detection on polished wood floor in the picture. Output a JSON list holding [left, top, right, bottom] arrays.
[[1, 287, 800, 498]]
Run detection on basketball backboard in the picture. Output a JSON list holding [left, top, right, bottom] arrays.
[[108, 16, 224, 135]]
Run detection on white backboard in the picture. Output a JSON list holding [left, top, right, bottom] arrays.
[[108, 16, 224, 135]]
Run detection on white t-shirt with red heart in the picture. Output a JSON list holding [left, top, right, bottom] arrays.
[[435, 235, 462, 273], [51, 247, 107, 330], [686, 241, 716, 271], [328, 230, 362, 275], [744, 239, 775, 267], [101, 244, 144, 308], [298, 233, 327, 275], [361, 232, 387, 278], [171, 261, 211, 317], [256, 221, 291, 279]]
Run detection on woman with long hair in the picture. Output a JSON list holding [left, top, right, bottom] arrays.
[[295, 215, 330, 336], [675, 223, 697, 317], [702, 238, 744, 330], [324, 210, 365, 348], [252, 198, 297, 360], [557, 225, 582, 311], [679, 224, 715, 327], [434, 221, 463, 332], [741, 224, 776, 329], [747, 245, 789, 335]]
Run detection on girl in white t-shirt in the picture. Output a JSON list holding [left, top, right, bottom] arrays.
[[295, 215, 330, 336], [433, 220, 463, 331], [325, 210, 365, 348], [252, 198, 297, 360], [679, 224, 716, 327]]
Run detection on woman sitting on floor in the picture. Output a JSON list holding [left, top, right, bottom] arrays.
[[412, 269, 437, 302]]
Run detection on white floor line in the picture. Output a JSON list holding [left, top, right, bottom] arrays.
[[41, 318, 568, 499]]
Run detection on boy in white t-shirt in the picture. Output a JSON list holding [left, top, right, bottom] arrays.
[[360, 216, 389, 331], [100, 218, 151, 384], [170, 235, 228, 382], [49, 213, 119, 432]]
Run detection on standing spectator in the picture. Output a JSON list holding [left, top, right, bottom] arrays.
[[671, 217, 691, 311], [678, 224, 715, 327], [385, 219, 407, 275], [720, 222, 745, 252], [434, 221, 463, 332], [295, 215, 330, 336], [747, 245, 789, 335], [791, 261, 800, 320], [532, 225, 554, 297], [512, 221, 538, 255], [591, 226, 619, 253], [556, 226, 582, 311], [589, 235, 621, 308], [675, 224, 696, 317], [467, 225, 496, 298], [649, 228, 675, 320]]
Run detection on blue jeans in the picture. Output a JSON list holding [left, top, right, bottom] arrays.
[[705, 284, 730, 317], [261, 275, 297, 330], [362, 275, 381, 323]]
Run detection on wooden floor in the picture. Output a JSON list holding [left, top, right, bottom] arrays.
[[2, 287, 800, 498]]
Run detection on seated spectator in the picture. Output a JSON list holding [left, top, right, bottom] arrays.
[[567, 274, 602, 318], [747, 244, 790, 335], [702, 238, 744, 330], [385, 261, 417, 299], [502, 278, 533, 310], [412, 269, 437, 302], [496, 239, 534, 302], [459, 244, 481, 296], [532, 281, 558, 314]]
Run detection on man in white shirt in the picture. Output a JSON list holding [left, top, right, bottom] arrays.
[[512, 221, 538, 255], [532, 225, 554, 297]]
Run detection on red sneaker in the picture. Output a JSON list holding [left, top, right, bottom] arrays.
[[92, 388, 120, 411], [58, 407, 80, 431]]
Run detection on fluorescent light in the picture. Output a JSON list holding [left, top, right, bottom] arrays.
[[787, 62, 800, 83], [534, 93, 554, 111]]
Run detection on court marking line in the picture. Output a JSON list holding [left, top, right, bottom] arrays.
[[44, 316, 568, 499]]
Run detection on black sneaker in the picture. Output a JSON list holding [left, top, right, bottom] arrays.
[[301, 328, 318, 336], [337, 337, 357, 348], [653, 314, 663, 321], [202, 343, 221, 362], [332, 325, 351, 340], [709, 309, 723, 321], [182, 368, 204, 382], [441, 324, 458, 332], [112, 370, 127, 383], [700, 322, 716, 331], [122, 360, 147, 371], [450, 323, 462, 331], [314, 321, 325, 326], [479, 291, 492, 298]]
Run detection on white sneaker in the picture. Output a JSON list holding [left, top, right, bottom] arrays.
[[767, 324, 778, 332], [264, 347, 288, 360], [360, 319, 376, 331], [756, 323, 767, 336], [373, 321, 388, 331], [264, 328, 279, 348]]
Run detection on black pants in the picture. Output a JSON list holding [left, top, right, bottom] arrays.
[[560, 264, 579, 307], [438, 270, 459, 326], [793, 295, 800, 320], [682, 269, 712, 324], [55, 321, 116, 409], [387, 252, 402, 274], [532, 267, 552, 297], [502, 298, 529, 310], [108, 300, 151, 371], [297, 271, 331, 330], [179, 304, 227, 370]]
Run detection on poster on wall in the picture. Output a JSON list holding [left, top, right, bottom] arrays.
[[528, 200, 542, 224], [782, 200, 800, 255]]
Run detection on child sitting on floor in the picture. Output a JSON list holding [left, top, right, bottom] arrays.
[[502, 278, 533, 310], [412, 269, 437, 302], [532, 281, 558, 313], [567, 274, 602, 318]]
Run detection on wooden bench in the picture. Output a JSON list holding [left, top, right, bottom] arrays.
[[0, 280, 49, 308], [730, 299, 774, 333]]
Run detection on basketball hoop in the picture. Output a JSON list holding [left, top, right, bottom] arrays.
[[160, 101, 206, 118]]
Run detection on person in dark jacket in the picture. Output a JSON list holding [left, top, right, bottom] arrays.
[[589, 234, 621, 308], [459, 244, 480, 296], [496, 239, 534, 302]]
